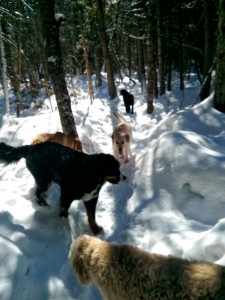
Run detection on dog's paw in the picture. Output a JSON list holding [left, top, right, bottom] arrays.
[[36, 198, 49, 206], [92, 225, 103, 235]]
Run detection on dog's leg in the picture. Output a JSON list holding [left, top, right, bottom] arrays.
[[27, 163, 50, 206], [125, 143, 132, 163], [131, 104, 134, 114], [125, 105, 130, 113], [35, 186, 49, 206], [83, 198, 102, 235]]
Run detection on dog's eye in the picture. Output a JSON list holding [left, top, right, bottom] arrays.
[[122, 141, 124, 144], [116, 141, 119, 144]]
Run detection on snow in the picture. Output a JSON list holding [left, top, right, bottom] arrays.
[[54, 13, 66, 22], [1, 75, 225, 299]]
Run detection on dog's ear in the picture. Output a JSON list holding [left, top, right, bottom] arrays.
[[69, 239, 91, 285], [74, 258, 90, 285], [125, 134, 130, 143]]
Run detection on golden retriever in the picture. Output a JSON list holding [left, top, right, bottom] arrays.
[[111, 112, 132, 163], [69, 235, 225, 300], [31, 131, 83, 152]]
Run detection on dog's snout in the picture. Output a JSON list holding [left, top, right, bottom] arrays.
[[105, 172, 126, 184], [118, 147, 123, 154]]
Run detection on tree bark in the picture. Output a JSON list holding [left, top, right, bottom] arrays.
[[145, 2, 157, 115], [200, 0, 214, 101], [214, 0, 225, 112], [38, 0, 78, 136], [96, 0, 117, 99], [137, 39, 146, 91], [0, 19, 10, 115], [146, 35, 156, 114], [83, 40, 94, 103], [95, 46, 102, 87], [178, 0, 184, 108], [156, 0, 165, 96]]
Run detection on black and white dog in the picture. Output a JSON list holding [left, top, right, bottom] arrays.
[[0, 142, 126, 235], [120, 89, 134, 114]]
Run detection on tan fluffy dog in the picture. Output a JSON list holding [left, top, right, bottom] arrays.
[[111, 112, 132, 163], [31, 131, 83, 152], [69, 235, 225, 300]]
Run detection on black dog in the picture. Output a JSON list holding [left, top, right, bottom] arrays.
[[0, 142, 126, 234], [120, 89, 134, 113]]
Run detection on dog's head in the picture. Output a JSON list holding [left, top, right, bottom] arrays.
[[69, 235, 94, 285], [112, 133, 130, 157], [120, 89, 128, 96], [97, 153, 126, 183], [69, 235, 112, 286]]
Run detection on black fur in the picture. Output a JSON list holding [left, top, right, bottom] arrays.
[[120, 89, 134, 114], [0, 142, 125, 234]]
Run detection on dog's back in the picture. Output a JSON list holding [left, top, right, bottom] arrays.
[[112, 113, 132, 163], [31, 131, 83, 152], [113, 112, 132, 139], [70, 235, 225, 300], [31, 133, 55, 144]]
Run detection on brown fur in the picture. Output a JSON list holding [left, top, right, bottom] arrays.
[[69, 235, 225, 300], [111, 112, 132, 163], [31, 131, 83, 152]]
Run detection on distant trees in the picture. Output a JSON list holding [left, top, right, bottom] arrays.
[[1, 0, 225, 114], [214, 0, 225, 112], [96, 0, 117, 99]]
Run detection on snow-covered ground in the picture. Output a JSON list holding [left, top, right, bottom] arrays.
[[1, 74, 225, 299]]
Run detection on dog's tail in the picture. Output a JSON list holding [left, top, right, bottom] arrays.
[[0, 142, 30, 165], [113, 112, 126, 123]]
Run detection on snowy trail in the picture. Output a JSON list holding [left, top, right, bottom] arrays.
[[0, 82, 148, 300], [1, 78, 225, 299]]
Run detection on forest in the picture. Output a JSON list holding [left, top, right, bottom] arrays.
[[1, 2, 225, 299], [0, 0, 225, 134]]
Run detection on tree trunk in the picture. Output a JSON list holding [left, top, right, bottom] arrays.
[[178, 0, 184, 109], [137, 39, 146, 92], [95, 46, 102, 87], [146, 34, 156, 114], [35, 16, 51, 97], [83, 40, 94, 103], [200, 0, 214, 101], [38, 0, 78, 136], [96, 0, 117, 99], [1, 21, 20, 115], [214, 0, 225, 112], [16, 20, 22, 117], [156, 0, 165, 96], [167, 54, 172, 92], [0, 19, 10, 115]]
